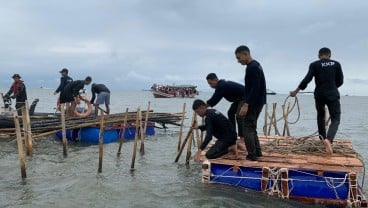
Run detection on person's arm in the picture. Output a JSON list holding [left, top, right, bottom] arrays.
[[194, 115, 213, 162], [55, 77, 63, 94], [5, 84, 13, 97], [290, 64, 314, 97], [336, 62, 344, 88], [206, 88, 224, 107], [90, 87, 96, 103]]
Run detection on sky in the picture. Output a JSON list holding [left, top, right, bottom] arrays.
[[0, 0, 367, 95]]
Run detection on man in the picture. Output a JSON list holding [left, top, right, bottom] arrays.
[[290, 47, 343, 155], [206, 73, 245, 138], [5, 74, 27, 114], [235, 45, 266, 161], [193, 99, 238, 162], [54, 68, 73, 96], [90, 83, 111, 115], [61, 76, 92, 116]]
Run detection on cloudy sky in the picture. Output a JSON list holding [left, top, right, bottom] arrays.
[[1, 0, 367, 95]]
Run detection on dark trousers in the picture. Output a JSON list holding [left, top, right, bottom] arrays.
[[228, 101, 244, 137], [241, 105, 263, 157], [205, 139, 236, 159], [315, 97, 341, 142]]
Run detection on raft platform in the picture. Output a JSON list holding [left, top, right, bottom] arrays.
[[200, 135, 367, 207]]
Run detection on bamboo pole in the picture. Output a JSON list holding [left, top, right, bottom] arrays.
[[264, 104, 268, 137], [130, 108, 140, 171], [175, 114, 196, 163], [177, 102, 186, 152], [140, 101, 150, 155], [194, 113, 201, 150], [200, 116, 205, 144], [98, 109, 105, 173], [117, 107, 129, 157], [60, 103, 68, 156], [21, 106, 31, 156], [24, 101, 33, 155], [185, 112, 196, 164], [13, 111, 26, 178]]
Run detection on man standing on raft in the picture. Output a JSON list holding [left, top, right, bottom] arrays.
[[290, 47, 344, 155], [90, 83, 111, 115]]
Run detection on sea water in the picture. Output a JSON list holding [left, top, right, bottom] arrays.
[[0, 89, 367, 208]]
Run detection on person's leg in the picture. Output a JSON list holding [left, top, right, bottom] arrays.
[[253, 105, 264, 157], [236, 101, 244, 138], [227, 102, 237, 131], [205, 140, 235, 159], [94, 104, 99, 115], [326, 98, 341, 142], [105, 92, 110, 114], [242, 105, 259, 161], [315, 97, 327, 140]]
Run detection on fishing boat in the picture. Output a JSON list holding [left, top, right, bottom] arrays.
[[55, 122, 156, 144], [266, 89, 277, 95], [200, 135, 367, 207], [150, 84, 198, 98]]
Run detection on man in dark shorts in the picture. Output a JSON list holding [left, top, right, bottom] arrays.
[[61, 76, 92, 116], [290, 47, 344, 155], [90, 83, 111, 115], [206, 73, 245, 139], [235, 45, 266, 161], [192, 99, 238, 161]]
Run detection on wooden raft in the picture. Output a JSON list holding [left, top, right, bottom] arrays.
[[200, 135, 364, 173]]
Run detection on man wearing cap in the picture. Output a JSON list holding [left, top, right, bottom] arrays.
[[54, 68, 73, 96], [90, 83, 111, 115], [192, 99, 238, 162], [5, 74, 27, 113], [61, 76, 92, 116]]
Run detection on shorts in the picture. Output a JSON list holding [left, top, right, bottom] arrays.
[[95, 92, 110, 105], [60, 92, 74, 103], [205, 139, 236, 159]]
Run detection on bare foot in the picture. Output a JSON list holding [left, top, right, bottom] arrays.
[[228, 144, 238, 158], [324, 139, 333, 156], [237, 142, 246, 151]]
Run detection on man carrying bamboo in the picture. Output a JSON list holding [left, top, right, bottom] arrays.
[[290, 47, 344, 155], [192, 99, 239, 162]]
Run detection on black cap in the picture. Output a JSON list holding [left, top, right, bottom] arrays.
[[12, 74, 21, 78], [192, 99, 206, 110], [85, 76, 92, 82], [59, 68, 68, 73]]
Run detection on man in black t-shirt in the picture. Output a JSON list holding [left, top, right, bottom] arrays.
[[61, 76, 92, 116], [206, 73, 245, 138], [235, 45, 266, 161], [290, 47, 344, 155], [192, 99, 238, 162]]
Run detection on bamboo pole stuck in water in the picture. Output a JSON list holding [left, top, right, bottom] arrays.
[[117, 108, 129, 157], [98, 109, 105, 173], [21, 104, 32, 156], [185, 112, 196, 164], [130, 108, 140, 171], [194, 113, 201, 150], [24, 101, 33, 156], [175, 114, 196, 163], [177, 102, 186, 152], [60, 104, 68, 156], [140, 101, 150, 155], [13, 111, 27, 178]]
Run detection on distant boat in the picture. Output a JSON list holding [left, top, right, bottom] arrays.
[[266, 89, 276, 95], [150, 84, 198, 98]]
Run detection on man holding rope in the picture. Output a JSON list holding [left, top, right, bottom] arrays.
[[290, 47, 344, 155]]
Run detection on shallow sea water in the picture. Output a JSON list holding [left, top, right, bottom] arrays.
[[0, 89, 366, 208]]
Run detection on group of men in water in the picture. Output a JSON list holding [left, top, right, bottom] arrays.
[[193, 45, 343, 162], [3, 45, 343, 161], [4, 68, 111, 117]]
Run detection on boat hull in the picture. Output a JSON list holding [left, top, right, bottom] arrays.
[[151, 90, 196, 98], [55, 124, 155, 144]]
